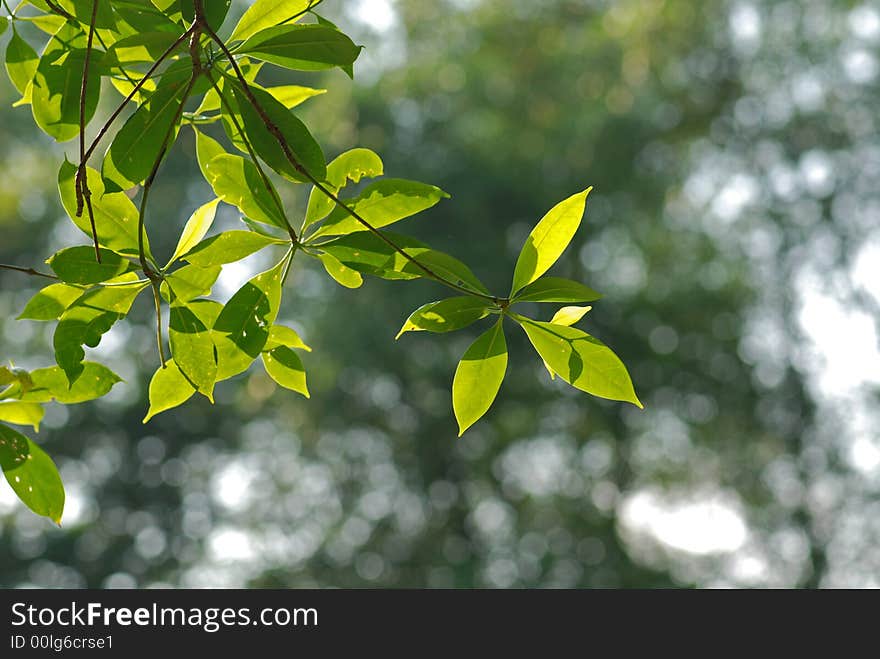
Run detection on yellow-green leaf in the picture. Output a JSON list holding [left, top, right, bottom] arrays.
[[0, 424, 65, 524], [0, 402, 44, 432], [262, 346, 309, 398], [452, 319, 507, 436], [143, 360, 196, 423], [318, 251, 363, 288], [511, 188, 591, 295], [550, 305, 592, 326], [397, 297, 491, 339], [230, 0, 312, 42]]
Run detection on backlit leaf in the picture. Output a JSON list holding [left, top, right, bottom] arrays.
[[452, 319, 507, 436], [262, 346, 309, 397], [18, 283, 86, 321], [0, 425, 64, 523], [511, 277, 602, 304], [0, 402, 44, 432], [48, 247, 136, 285], [204, 154, 288, 229], [168, 198, 221, 266], [237, 24, 362, 74], [169, 302, 217, 399], [230, 0, 312, 42], [305, 148, 384, 228], [397, 297, 491, 339], [181, 230, 285, 267], [318, 251, 363, 288], [143, 360, 196, 423]]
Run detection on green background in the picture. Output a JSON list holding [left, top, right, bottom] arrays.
[[1, 0, 878, 587]]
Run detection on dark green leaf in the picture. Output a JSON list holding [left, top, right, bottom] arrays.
[[0, 425, 64, 523], [48, 247, 136, 285], [397, 297, 491, 339], [511, 277, 602, 303], [238, 24, 362, 74], [213, 257, 287, 380]]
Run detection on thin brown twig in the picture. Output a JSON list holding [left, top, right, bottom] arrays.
[[76, 0, 101, 262], [204, 26, 503, 304], [0, 263, 58, 280]]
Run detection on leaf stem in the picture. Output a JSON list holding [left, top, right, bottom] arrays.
[[204, 26, 506, 305], [0, 263, 58, 280], [150, 282, 168, 367]]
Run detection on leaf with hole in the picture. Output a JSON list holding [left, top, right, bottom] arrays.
[[0, 424, 64, 524]]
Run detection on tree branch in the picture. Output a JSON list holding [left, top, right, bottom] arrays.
[[205, 27, 504, 304], [0, 263, 58, 280], [76, 0, 101, 262]]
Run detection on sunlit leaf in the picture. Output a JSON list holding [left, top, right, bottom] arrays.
[[181, 230, 285, 267], [0, 402, 44, 432], [309, 179, 449, 239], [58, 161, 152, 260], [168, 198, 221, 266], [16, 362, 122, 404], [17, 283, 86, 321], [0, 424, 64, 524], [213, 256, 287, 380], [53, 280, 147, 383], [143, 360, 196, 423], [31, 23, 102, 142], [305, 148, 384, 228], [511, 188, 591, 295], [230, 0, 312, 42], [550, 305, 592, 326], [515, 315, 642, 408], [162, 264, 221, 302], [452, 319, 507, 436], [262, 346, 309, 398], [264, 325, 311, 352], [4, 27, 39, 96], [511, 277, 602, 303], [169, 302, 217, 399], [204, 154, 288, 229], [397, 297, 491, 339], [178, 0, 230, 30], [318, 251, 363, 288]]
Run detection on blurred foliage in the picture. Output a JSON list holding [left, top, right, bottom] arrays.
[[1, 0, 879, 587]]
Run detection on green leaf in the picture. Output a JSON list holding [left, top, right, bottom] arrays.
[[0, 402, 44, 432], [0, 366, 32, 392], [309, 179, 449, 239], [5, 27, 39, 95], [193, 127, 227, 182], [230, 0, 312, 42], [262, 347, 309, 398], [237, 24, 362, 74], [511, 188, 591, 295], [204, 154, 288, 229], [16, 362, 121, 404], [515, 316, 642, 408], [213, 256, 287, 380], [17, 283, 85, 321], [47, 247, 136, 285], [181, 230, 284, 267], [104, 31, 184, 67], [305, 148, 384, 228], [102, 67, 194, 191], [319, 231, 488, 294], [53, 280, 147, 383], [31, 23, 102, 142], [143, 360, 196, 423], [227, 81, 326, 183], [169, 302, 217, 400], [178, 0, 230, 31], [266, 84, 326, 109], [162, 264, 221, 302], [0, 16, 6, 38], [58, 161, 152, 260], [511, 277, 602, 303], [397, 297, 491, 339], [317, 251, 363, 288], [168, 198, 221, 266], [452, 320, 508, 436], [58, 0, 117, 29], [550, 305, 592, 326], [0, 425, 64, 524], [264, 325, 311, 352]]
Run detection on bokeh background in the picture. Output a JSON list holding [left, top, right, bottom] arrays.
[[2, 0, 879, 588]]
